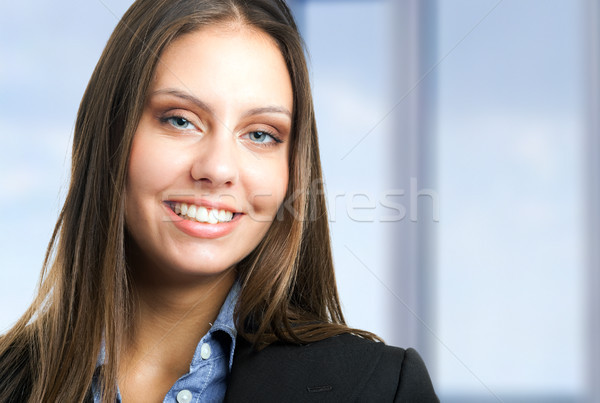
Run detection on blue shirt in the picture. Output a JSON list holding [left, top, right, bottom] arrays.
[[93, 281, 240, 402]]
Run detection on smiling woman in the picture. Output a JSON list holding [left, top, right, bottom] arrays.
[[0, 1, 437, 402], [125, 26, 291, 281]]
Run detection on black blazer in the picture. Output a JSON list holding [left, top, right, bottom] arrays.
[[225, 333, 439, 402], [1, 334, 438, 402]]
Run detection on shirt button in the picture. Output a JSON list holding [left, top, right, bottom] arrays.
[[200, 343, 212, 360], [176, 389, 193, 403]]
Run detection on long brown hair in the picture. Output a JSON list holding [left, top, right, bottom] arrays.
[[0, 0, 379, 401]]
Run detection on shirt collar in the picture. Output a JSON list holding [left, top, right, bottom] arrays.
[[200, 279, 240, 370]]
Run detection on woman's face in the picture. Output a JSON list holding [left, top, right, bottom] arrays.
[[125, 24, 292, 279]]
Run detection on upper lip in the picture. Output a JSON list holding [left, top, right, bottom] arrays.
[[164, 198, 241, 214]]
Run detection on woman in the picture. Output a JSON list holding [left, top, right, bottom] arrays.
[[0, 0, 438, 401]]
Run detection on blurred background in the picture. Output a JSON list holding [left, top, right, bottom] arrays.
[[1, 0, 597, 401]]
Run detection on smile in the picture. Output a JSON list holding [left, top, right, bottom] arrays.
[[167, 202, 238, 224]]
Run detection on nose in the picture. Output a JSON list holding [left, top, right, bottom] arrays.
[[190, 128, 239, 188]]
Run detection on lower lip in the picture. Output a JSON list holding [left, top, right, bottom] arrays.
[[163, 203, 242, 239]]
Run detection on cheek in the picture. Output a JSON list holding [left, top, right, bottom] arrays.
[[126, 134, 185, 201], [243, 156, 289, 217], [125, 138, 155, 234], [128, 136, 156, 197]]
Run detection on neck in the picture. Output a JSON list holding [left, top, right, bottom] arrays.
[[119, 253, 237, 397], [133, 267, 236, 327], [124, 238, 238, 341]]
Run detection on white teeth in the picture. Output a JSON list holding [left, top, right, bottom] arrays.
[[218, 209, 230, 221], [196, 206, 209, 222], [171, 202, 235, 224], [207, 209, 218, 224]]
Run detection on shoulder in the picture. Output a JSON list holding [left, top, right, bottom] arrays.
[[225, 333, 438, 402]]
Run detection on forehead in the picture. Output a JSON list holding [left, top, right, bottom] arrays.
[[150, 24, 293, 113]]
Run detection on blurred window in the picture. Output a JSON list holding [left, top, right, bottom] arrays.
[[296, 0, 587, 401]]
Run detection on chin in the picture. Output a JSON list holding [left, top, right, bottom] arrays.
[[168, 251, 241, 277]]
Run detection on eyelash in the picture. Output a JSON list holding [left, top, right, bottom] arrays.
[[159, 114, 284, 146], [246, 130, 283, 147]]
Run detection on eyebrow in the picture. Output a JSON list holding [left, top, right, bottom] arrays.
[[151, 89, 215, 116], [150, 88, 292, 119], [242, 106, 292, 119]]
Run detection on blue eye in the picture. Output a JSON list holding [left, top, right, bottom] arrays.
[[164, 116, 196, 130], [248, 131, 275, 143]]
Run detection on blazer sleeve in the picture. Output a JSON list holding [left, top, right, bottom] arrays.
[[393, 347, 439, 402]]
